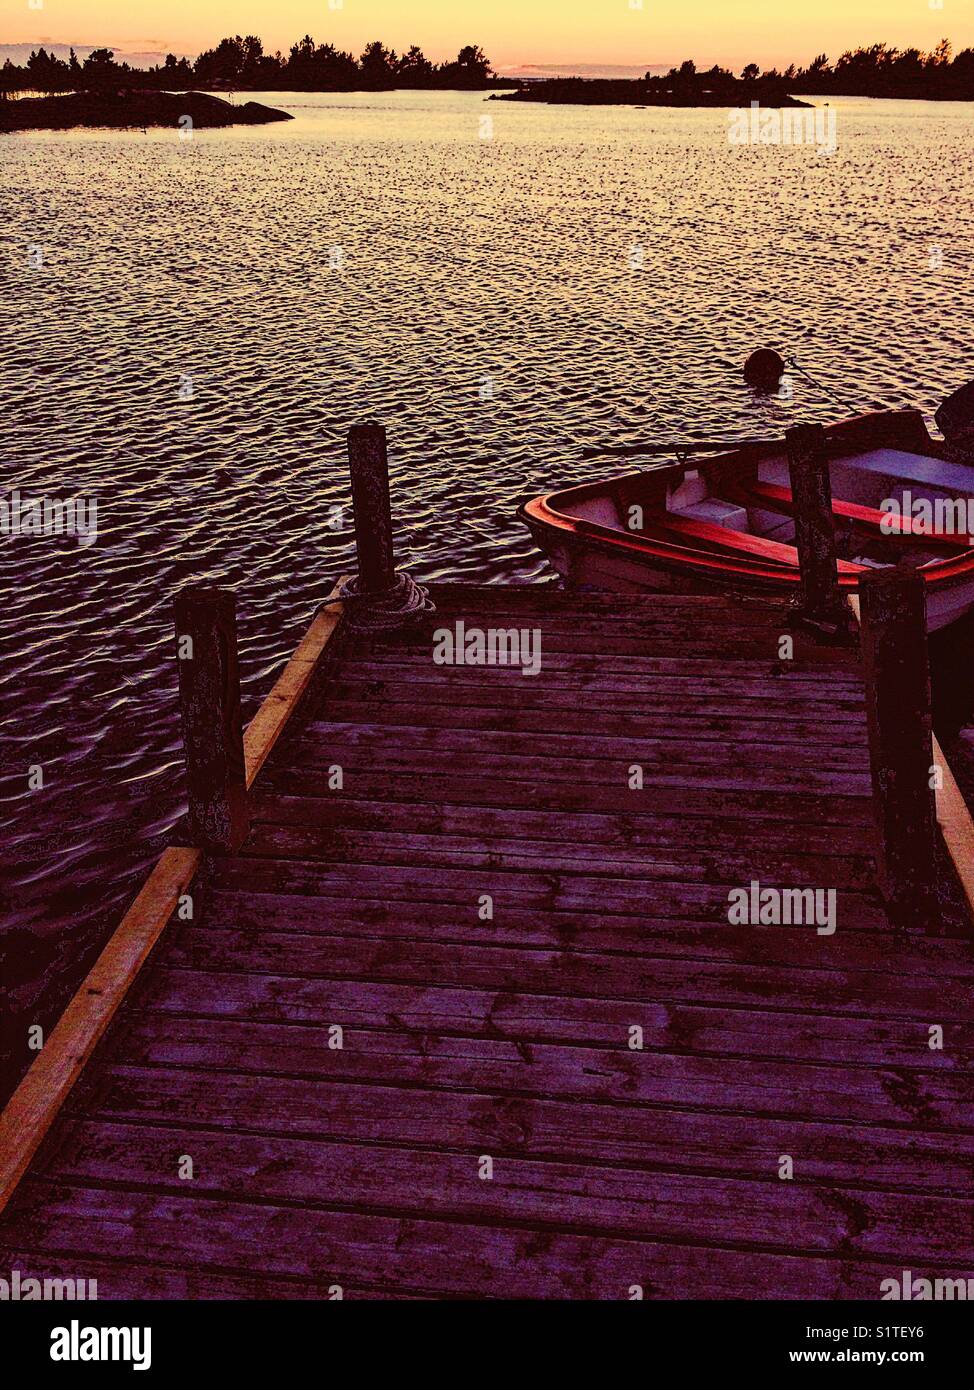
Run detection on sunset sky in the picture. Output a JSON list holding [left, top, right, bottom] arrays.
[[3, 0, 972, 70]]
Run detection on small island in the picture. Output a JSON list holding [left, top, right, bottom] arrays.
[[494, 43, 974, 105], [0, 89, 293, 133], [494, 73, 811, 109]]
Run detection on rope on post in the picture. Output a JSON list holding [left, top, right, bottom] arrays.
[[337, 571, 435, 631], [343, 422, 435, 630]]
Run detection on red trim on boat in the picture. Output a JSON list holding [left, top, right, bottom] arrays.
[[522, 496, 811, 585]]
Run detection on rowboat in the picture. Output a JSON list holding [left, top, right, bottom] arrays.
[[518, 409, 974, 630]]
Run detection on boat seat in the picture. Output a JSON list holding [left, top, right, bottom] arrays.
[[647, 509, 863, 572], [837, 448, 974, 494], [764, 448, 974, 507], [757, 514, 797, 542], [763, 447, 974, 493], [673, 497, 750, 532], [726, 479, 969, 548]]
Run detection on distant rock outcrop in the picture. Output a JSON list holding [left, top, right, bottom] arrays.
[[0, 89, 293, 133], [493, 77, 811, 108]]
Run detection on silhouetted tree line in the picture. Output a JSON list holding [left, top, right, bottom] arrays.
[[0, 35, 496, 94], [647, 41, 974, 100], [5, 38, 972, 101], [642, 61, 799, 104]]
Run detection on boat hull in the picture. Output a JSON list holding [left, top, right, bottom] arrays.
[[522, 513, 974, 631]]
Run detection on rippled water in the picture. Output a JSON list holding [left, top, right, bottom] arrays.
[[2, 90, 974, 1072]]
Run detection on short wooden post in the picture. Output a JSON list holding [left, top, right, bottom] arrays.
[[174, 586, 249, 853], [786, 423, 841, 620], [858, 567, 939, 929], [347, 424, 395, 595]]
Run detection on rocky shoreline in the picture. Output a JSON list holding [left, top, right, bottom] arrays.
[[0, 89, 293, 132]]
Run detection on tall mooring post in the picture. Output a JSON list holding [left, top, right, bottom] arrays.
[[785, 422, 844, 624], [347, 424, 396, 595], [858, 566, 939, 930], [174, 585, 250, 853]]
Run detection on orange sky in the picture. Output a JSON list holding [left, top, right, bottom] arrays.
[[2, 0, 971, 69]]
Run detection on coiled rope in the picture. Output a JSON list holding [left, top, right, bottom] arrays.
[[337, 571, 435, 632]]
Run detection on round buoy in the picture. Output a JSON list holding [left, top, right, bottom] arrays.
[[743, 348, 786, 390]]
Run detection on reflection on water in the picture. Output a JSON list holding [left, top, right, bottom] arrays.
[[2, 90, 973, 1075]]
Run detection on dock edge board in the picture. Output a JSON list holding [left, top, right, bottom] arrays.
[[0, 582, 347, 1217]]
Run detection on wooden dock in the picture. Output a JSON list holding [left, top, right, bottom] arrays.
[[2, 425, 973, 1300], [2, 576, 974, 1298]]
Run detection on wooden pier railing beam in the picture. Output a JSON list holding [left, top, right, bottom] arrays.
[[786, 422, 843, 623], [174, 585, 249, 853], [348, 424, 396, 595], [858, 567, 939, 929]]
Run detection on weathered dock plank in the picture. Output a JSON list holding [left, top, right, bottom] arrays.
[[1, 582, 971, 1299], [23, 1120, 974, 1263], [0, 1179, 928, 1299]]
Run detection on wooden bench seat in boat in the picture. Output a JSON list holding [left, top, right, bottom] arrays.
[[640, 507, 864, 572], [827, 447, 974, 495], [722, 480, 970, 549]]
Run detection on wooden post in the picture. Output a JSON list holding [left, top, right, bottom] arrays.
[[785, 423, 841, 620], [174, 586, 249, 853], [858, 567, 939, 929], [347, 424, 395, 595]]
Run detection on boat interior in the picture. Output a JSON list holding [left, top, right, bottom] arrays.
[[554, 444, 974, 571]]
